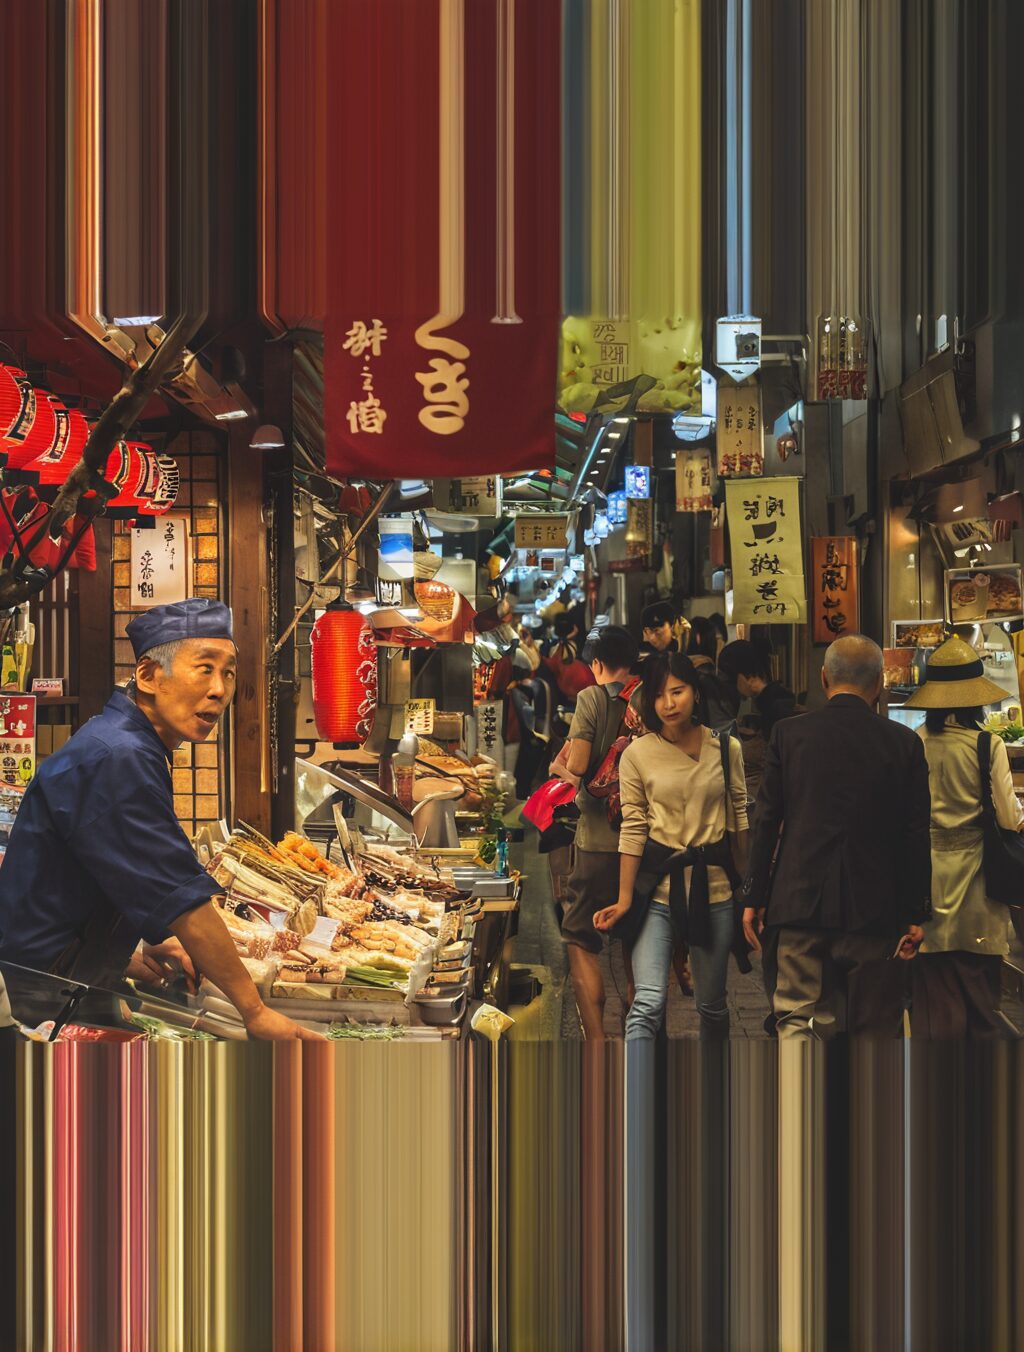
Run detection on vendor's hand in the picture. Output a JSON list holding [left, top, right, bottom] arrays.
[[127, 939, 199, 993], [593, 900, 630, 932], [742, 907, 765, 954], [894, 925, 925, 961], [244, 1004, 325, 1041]]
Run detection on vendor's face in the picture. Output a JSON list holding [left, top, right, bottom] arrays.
[[654, 674, 696, 728], [643, 622, 674, 652], [139, 639, 237, 747]]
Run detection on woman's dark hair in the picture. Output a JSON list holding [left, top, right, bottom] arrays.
[[553, 612, 577, 639], [687, 616, 718, 659], [640, 652, 702, 732], [641, 601, 676, 631], [718, 639, 772, 683], [924, 706, 984, 734], [708, 612, 728, 644]]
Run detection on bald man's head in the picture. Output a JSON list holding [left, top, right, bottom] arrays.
[[822, 635, 883, 701]]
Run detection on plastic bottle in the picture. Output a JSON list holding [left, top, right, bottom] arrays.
[[394, 731, 419, 813]]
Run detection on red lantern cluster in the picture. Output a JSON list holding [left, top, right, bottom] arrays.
[[310, 608, 373, 746], [0, 364, 180, 520]]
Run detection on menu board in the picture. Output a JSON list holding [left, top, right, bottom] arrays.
[[0, 694, 36, 786], [725, 479, 806, 623]]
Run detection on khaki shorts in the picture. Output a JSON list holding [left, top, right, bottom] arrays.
[[561, 847, 620, 954]]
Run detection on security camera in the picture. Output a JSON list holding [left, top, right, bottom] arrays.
[[735, 332, 760, 361]]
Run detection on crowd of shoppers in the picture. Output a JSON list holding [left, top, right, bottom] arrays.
[[539, 601, 1024, 1041]]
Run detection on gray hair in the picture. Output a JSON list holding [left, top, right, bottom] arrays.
[[138, 639, 187, 676], [824, 634, 883, 691]]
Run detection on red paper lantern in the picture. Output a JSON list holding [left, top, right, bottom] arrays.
[[102, 440, 180, 518], [34, 401, 91, 490], [0, 369, 56, 470], [310, 608, 370, 745]]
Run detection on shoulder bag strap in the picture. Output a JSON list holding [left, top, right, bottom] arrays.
[[978, 730, 996, 821], [719, 731, 735, 831]]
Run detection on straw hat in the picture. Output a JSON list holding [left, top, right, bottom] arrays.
[[903, 635, 1007, 709]]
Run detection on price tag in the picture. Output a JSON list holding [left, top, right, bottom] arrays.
[[404, 698, 436, 736]]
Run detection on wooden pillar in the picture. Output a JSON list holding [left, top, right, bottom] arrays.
[[77, 518, 114, 721], [228, 428, 271, 833]]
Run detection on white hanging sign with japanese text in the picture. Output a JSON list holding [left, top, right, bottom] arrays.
[[725, 479, 807, 624], [129, 515, 191, 609]]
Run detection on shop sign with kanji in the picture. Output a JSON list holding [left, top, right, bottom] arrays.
[[475, 700, 504, 759], [0, 695, 35, 785], [716, 380, 764, 476], [129, 515, 190, 608], [811, 537, 859, 645], [675, 450, 714, 512], [514, 514, 569, 551], [725, 479, 807, 624]]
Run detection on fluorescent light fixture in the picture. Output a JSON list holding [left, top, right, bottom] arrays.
[[111, 314, 162, 326], [215, 409, 249, 421], [952, 504, 963, 513]]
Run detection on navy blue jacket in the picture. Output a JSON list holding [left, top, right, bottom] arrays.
[[0, 689, 220, 985]]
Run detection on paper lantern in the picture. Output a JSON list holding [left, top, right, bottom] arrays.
[[310, 608, 369, 745], [0, 369, 57, 470], [34, 402, 91, 491], [101, 441, 179, 518]]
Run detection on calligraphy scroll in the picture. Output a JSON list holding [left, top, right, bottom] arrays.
[[725, 479, 806, 624], [129, 516, 190, 609], [716, 381, 764, 477], [811, 537, 859, 645], [325, 0, 560, 477]]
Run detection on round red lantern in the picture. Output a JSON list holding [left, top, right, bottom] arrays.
[[310, 607, 370, 745], [0, 369, 57, 470], [34, 401, 91, 492], [102, 440, 179, 518]]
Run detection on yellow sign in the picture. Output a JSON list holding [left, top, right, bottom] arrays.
[[726, 479, 806, 624], [514, 514, 569, 551]]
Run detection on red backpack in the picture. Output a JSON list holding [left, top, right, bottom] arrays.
[[584, 677, 642, 827]]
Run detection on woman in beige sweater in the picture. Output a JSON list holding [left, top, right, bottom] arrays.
[[594, 653, 749, 1039]]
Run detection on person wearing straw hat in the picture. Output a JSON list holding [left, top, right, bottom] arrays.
[[902, 635, 1023, 1037]]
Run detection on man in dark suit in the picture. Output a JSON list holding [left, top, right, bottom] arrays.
[[742, 635, 932, 1037]]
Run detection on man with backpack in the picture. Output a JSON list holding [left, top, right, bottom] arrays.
[[558, 625, 640, 1039]]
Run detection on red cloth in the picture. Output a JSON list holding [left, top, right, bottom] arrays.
[[0, 490, 97, 572], [543, 647, 596, 701]]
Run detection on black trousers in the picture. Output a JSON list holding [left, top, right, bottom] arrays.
[[910, 951, 1007, 1038]]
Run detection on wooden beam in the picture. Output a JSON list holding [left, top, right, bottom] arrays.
[[76, 518, 113, 722], [228, 428, 271, 833]]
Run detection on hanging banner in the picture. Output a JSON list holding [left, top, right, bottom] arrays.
[[675, 450, 714, 512], [716, 381, 764, 476], [325, 0, 560, 478], [813, 315, 869, 401], [811, 537, 860, 645], [725, 479, 806, 624], [129, 516, 191, 608]]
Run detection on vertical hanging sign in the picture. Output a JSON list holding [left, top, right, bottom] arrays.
[[716, 381, 764, 476], [725, 479, 806, 623], [811, 537, 860, 644], [129, 516, 191, 609], [325, 0, 561, 478]]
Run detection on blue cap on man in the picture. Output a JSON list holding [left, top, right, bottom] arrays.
[[125, 598, 234, 660]]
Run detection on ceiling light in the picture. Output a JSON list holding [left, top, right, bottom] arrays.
[[111, 314, 162, 326], [215, 409, 249, 421], [249, 423, 285, 449]]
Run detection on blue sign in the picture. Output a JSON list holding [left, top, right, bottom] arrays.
[[625, 465, 651, 500], [607, 491, 628, 525]]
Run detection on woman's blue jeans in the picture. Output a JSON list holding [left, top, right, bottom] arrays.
[[624, 898, 733, 1040]]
